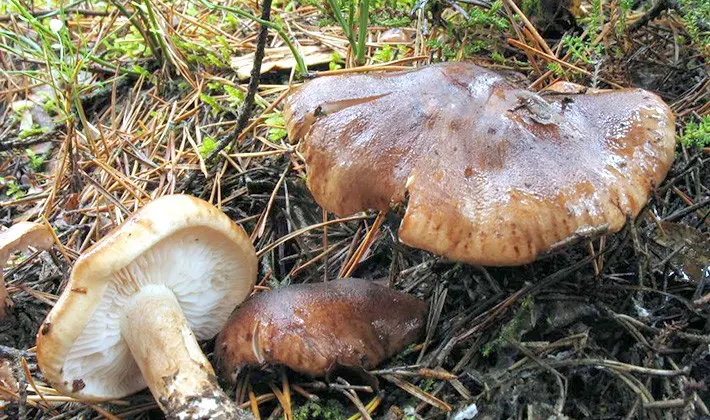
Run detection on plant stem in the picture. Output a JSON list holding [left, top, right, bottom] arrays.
[[107, 0, 162, 64], [195, 0, 308, 77], [179, 0, 274, 192], [141, 0, 172, 68], [356, 0, 370, 65], [326, 0, 354, 43]]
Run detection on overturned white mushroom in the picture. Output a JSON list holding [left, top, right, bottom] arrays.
[[0, 222, 54, 319], [36, 194, 257, 418]]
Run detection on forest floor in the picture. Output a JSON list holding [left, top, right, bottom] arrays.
[[0, 0, 708, 419]]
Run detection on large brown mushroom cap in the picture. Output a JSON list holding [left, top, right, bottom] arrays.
[[284, 62, 676, 266], [214, 279, 428, 378]]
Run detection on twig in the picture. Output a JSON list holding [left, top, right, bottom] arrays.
[[514, 358, 690, 377], [643, 399, 687, 409], [195, 0, 308, 77], [179, 0, 273, 192], [508, 39, 625, 89], [629, 0, 675, 31]]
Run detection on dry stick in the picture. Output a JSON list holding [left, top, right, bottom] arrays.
[[281, 369, 293, 420], [179, 0, 273, 192], [500, 0, 542, 75], [515, 358, 689, 377], [256, 214, 370, 258], [267, 382, 291, 420], [340, 211, 386, 278], [629, 0, 674, 31], [322, 208, 329, 282], [382, 375, 452, 412], [508, 39, 625, 89], [508, 339, 568, 414], [250, 164, 290, 241], [289, 238, 348, 278], [315, 56, 428, 77], [247, 385, 262, 419], [335, 378, 372, 420], [20, 358, 58, 416], [503, 0, 554, 56]]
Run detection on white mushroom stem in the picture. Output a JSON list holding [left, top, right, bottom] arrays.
[[120, 284, 250, 419]]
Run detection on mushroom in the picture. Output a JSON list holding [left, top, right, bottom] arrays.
[[0, 346, 25, 407], [378, 28, 411, 43], [284, 62, 676, 266], [0, 358, 18, 406], [0, 357, 20, 410], [0, 222, 54, 319], [36, 194, 257, 419], [214, 279, 428, 378]]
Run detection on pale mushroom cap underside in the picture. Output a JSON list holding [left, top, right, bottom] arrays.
[[284, 62, 676, 266], [0, 222, 54, 268], [36, 194, 257, 400]]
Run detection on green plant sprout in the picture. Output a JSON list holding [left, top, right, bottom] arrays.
[[194, 0, 309, 77], [679, 115, 710, 148], [325, 0, 372, 65], [198, 136, 218, 158], [4, 180, 25, 200], [26, 149, 46, 172], [373, 44, 395, 62], [264, 113, 288, 141], [329, 52, 344, 70]]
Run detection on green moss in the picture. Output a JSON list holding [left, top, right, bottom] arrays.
[[482, 295, 536, 357], [521, 0, 542, 18], [679, 115, 710, 148], [293, 399, 347, 420], [678, 0, 710, 52], [468, 1, 509, 30], [198, 136, 217, 158], [264, 112, 288, 142]]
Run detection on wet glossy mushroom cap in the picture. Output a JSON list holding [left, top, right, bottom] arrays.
[[36, 194, 257, 416], [284, 62, 676, 265], [214, 279, 428, 378]]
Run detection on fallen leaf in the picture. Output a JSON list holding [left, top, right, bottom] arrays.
[[654, 221, 710, 283], [231, 45, 333, 80]]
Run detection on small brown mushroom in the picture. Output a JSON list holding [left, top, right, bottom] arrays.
[[284, 62, 676, 266], [0, 358, 18, 405], [378, 28, 411, 43], [0, 222, 54, 319], [36, 194, 257, 419], [0, 346, 23, 407], [214, 279, 428, 378]]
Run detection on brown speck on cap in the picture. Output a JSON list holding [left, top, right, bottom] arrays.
[[284, 62, 676, 266], [72, 379, 86, 393]]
